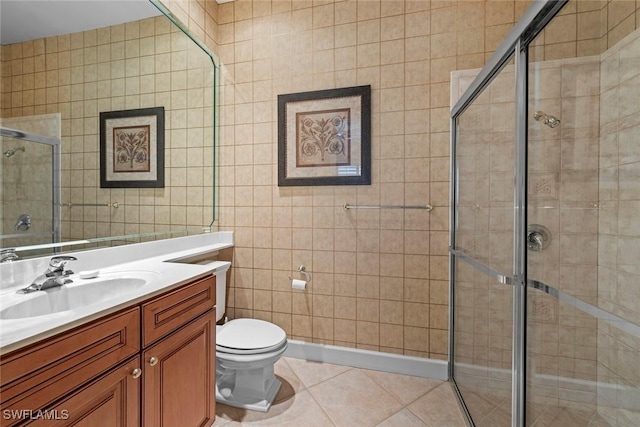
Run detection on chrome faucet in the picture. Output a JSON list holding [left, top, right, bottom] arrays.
[[20, 256, 77, 293], [0, 249, 19, 263]]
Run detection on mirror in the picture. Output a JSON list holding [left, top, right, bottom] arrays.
[[0, 0, 217, 259]]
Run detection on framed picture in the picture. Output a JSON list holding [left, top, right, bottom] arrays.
[[278, 85, 371, 186], [99, 107, 165, 188]]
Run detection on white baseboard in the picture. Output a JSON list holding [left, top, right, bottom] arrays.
[[283, 340, 448, 381]]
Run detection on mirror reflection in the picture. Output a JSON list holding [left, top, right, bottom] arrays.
[[0, 0, 217, 259]]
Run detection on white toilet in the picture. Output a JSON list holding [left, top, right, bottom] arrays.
[[214, 267, 288, 412]]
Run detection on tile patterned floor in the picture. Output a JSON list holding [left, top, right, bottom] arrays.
[[213, 357, 467, 426], [460, 387, 616, 426]]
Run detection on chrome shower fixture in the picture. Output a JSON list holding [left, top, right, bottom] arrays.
[[534, 111, 561, 128], [527, 224, 551, 251], [14, 214, 31, 231], [3, 146, 25, 158]]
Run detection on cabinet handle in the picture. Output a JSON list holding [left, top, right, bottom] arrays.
[[131, 368, 142, 379], [149, 356, 159, 367]]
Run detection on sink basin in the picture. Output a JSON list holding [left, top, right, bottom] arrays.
[[0, 271, 159, 320]]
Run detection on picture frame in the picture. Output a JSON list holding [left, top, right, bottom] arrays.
[[278, 85, 371, 186], [99, 106, 165, 188]]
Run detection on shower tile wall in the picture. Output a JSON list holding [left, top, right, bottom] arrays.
[[0, 16, 214, 244], [210, 0, 531, 359]]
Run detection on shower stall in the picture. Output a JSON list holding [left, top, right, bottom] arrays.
[[0, 126, 60, 253], [450, 1, 640, 426]]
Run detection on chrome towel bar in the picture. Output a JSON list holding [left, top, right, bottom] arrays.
[[59, 202, 120, 208], [343, 203, 432, 212]]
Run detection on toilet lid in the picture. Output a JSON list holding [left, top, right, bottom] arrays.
[[217, 319, 286, 353]]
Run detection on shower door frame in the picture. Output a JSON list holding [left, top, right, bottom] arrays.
[[448, 1, 568, 426], [0, 127, 61, 247]]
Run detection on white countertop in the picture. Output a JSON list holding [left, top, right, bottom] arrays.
[[0, 233, 233, 356]]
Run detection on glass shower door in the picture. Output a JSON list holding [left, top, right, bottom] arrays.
[[0, 128, 59, 253], [451, 58, 516, 427], [527, 4, 640, 425]]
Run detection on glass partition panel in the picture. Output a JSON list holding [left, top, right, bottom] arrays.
[[452, 56, 516, 426], [453, 257, 513, 426], [454, 64, 515, 274], [527, 2, 640, 424]]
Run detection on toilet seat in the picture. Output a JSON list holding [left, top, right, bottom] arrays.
[[217, 319, 287, 355]]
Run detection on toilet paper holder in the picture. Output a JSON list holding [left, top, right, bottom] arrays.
[[289, 265, 311, 283]]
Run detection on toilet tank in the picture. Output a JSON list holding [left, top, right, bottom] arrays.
[[215, 263, 230, 322]]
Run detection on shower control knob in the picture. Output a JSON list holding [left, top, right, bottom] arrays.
[[527, 224, 551, 251]]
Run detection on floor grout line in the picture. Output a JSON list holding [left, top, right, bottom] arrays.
[[280, 357, 344, 426], [358, 367, 444, 418], [283, 357, 355, 389], [305, 386, 340, 427], [355, 367, 411, 408]]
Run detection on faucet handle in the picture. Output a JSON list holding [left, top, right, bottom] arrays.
[[0, 249, 19, 263], [49, 256, 78, 270]]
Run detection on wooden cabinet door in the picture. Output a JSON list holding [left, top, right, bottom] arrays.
[[26, 356, 141, 427], [1, 308, 140, 427], [142, 310, 215, 427]]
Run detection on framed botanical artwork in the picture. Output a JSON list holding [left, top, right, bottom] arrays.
[[277, 85, 371, 186], [99, 107, 165, 188]]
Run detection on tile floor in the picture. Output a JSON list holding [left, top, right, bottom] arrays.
[[453, 386, 615, 427], [213, 357, 467, 426]]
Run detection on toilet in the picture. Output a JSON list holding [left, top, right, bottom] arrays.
[[214, 267, 288, 412]]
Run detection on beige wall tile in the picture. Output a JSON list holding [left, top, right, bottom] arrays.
[[356, 320, 380, 346], [485, 1, 514, 27]]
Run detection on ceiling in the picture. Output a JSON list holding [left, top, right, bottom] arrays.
[[0, 0, 162, 45]]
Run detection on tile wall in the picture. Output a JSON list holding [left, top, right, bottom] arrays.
[[208, 0, 532, 360]]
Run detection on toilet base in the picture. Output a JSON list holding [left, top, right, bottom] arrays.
[[215, 376, 281, 412], [214, 323, 287, 413]]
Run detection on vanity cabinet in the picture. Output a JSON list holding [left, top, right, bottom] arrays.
[[141, 275, 216, 427], [0, 308, 140, 427], [0, 274, 216, 427]]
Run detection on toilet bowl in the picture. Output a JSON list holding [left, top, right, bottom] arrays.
[[214, 267, 288, 412]]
